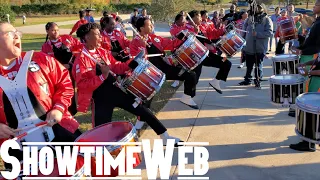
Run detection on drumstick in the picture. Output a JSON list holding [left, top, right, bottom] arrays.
[[13, 122, 49, 141], [127, 23, 151, 48], [82, 50, 117, 77], [187, 13, 196, 27], [16, 121, 48, 132]]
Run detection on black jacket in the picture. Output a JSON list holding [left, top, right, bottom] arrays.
[[299, 17, 320, 55]]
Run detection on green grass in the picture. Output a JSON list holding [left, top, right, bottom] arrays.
[[21, 34, 46, 51], [59, 24, 75, 29], [13, 15, 78, 27]]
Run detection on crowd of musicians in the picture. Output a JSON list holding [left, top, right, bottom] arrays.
[[0, 0, 320, 173]]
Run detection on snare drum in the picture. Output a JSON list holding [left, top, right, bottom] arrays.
[[173, 31, 209, 71], [75, 121, 141, 177], [279, 18, 298, 43], [295, 92, 320, 143], [121, 58, 166, 102], [272, 54, 299, 75], [269, 74, 305, 107], [216, 30, 246, 57]]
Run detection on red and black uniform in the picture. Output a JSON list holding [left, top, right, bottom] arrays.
[[183, 22, 232, 83], [101, 29, 131, 62], [130, 33, 198, 98], [70, 19, 88, 35], [72, 45, 167, 135], [41, 34, 82, 115], [0, 52, 81, 169]]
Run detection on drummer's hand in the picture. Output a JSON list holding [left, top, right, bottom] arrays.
[[0, 123, 15, 139], [46, 109, 63, 127], [100, 64, 110, 79], [300, 68, 309, 76], [223, 20, 228, 25], [205, 44, 215, 51]]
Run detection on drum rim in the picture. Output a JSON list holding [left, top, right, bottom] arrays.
[[296, 92, 320, 114], [189, 50, 209, 71], [74, 121, 137, 153], [271, 54, 299, 62], [269, 74, 306, 84], [295, 128, 320, 144]]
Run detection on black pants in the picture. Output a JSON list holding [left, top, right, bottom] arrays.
[[194, 52, 232, 83], [149, 58, 197, 98], [275, 41, 285, 55], [92, 78, 167, 135], [244, 52, 264, 82], [4, 124, 82, 169]]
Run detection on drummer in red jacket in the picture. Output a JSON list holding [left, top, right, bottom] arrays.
[[41, 22, 82, 115], [100, 16, 131, 62], [0, 22, 81, 169], [41, 22, 82, 70], [130, 17, 199, 109], [186, 10, 231, 94], [72, 23, 182, 146]]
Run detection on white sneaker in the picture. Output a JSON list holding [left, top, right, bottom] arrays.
[[160, 132, 183, 147], [171, 80, 180, 88], [134, 120, 145, 130], [209, 79, 222, 94], [238, 63, 244, 68], [180, 94, 199, 109]]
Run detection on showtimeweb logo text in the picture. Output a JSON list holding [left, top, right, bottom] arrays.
[[0, 140, 209, 179]]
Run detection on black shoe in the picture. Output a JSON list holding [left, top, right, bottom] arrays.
[[289, 141, 315, 152], [254, 80, 261, 90], [266, 52, 270, 54], [239, 80, 251, 86], [288, 110, 295, 117]]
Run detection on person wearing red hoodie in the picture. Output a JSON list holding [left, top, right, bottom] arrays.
[[41, 22, 82, 116], [130, 17, 199, 109], [72, 23, 182, 146], [0, 21, 81, 169], [275, 9, 290, 54], [100, 16, 131, 62], [70, 10, 88, 35], [185, 10, 231, 94]]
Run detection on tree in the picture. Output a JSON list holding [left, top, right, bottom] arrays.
[[150, 0, 195, 22]]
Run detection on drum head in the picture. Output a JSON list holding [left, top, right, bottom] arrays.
[[269, 74, 305, 85], [75, 121, 135, 149], [296, 92, 320, 113], [272, 54, 298, 62]]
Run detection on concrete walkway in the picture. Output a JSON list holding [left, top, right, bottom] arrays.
[[136, 50, 320, 179], [16, 15, 171, 37]]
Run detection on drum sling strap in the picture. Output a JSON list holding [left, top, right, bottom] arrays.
[[0, 51, 54, 148]]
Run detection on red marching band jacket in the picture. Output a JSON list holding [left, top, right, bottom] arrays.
[[101, 29, 131, 52], [41, 34, 83, 56], [0, 52, 79, 145], [72, 45, 130, 113], [129, 33, 183, 57]]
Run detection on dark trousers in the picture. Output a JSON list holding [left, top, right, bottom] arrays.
[[92, 79, 167, 135], [149, 58, 197, 98], [244, 52, 264, 82], [194, 52, 232, 83], [275, 40, 285, 55], [4, 124, 82, 170]]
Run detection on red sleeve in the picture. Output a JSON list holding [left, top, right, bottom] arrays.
[[206, 26, 224, 40], [129, 38, 145, 57], [170, 26, 181, 37], [40, 53, 74, 113], [72, 54, 105, 93], [159, 36, 183, 51], [41, 43, 50, 54], [70, 21, 80, 35]]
